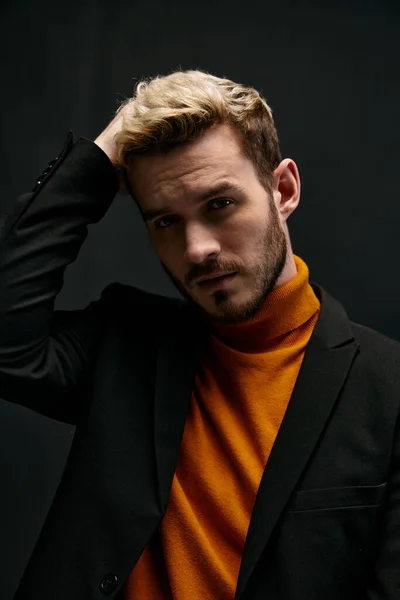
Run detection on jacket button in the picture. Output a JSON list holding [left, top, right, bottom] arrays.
[[100, 573, 118, 594]]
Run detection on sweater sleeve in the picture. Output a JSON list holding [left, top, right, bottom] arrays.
[[0, 132, 119, 422]]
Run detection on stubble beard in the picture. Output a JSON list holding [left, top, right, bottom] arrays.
[[159, 198, 288, 325]]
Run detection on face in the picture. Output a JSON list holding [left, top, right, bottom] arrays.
[[126, 124, 296, 324]]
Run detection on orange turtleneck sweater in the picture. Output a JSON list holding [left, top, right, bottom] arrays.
[[123, 254, 321, 599]]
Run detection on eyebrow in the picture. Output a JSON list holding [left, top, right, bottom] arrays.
[[141, 180, 245, 223]]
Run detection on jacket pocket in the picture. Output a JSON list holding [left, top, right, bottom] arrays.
[[287, 481, 387, 513]]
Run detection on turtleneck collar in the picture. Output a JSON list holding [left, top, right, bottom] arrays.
[[202, 254, 321, 353]]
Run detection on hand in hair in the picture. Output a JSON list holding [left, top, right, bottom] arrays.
[[94, 103, 131, 194]]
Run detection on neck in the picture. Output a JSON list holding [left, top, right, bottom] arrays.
[[202, 254, 321, 353], [273, 248, 298, 291]]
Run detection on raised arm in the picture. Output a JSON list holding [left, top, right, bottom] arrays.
[[0, 112, 125, 422]]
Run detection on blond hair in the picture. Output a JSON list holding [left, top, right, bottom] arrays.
[[115, 69, 282, 188]]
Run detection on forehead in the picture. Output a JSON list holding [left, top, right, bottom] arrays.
[[126, 124, 250, 205]]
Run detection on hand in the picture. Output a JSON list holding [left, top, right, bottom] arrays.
[[94, 109, 124, 166], [94, 103, 130, 193]]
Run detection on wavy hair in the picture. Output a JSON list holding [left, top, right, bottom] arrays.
[[115, 69, 282, 189]]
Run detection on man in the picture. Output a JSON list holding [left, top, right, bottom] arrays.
[[0, 70, 399, 599]]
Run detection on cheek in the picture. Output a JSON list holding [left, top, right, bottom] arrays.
[[150, 234, 174, 261], [226, 215, 263, 249], [152, 238, 185, 279]]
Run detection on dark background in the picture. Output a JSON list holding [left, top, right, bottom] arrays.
[[0, 0, 399, 597]]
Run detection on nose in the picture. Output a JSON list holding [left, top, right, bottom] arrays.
[[183, 222, 221, 264]]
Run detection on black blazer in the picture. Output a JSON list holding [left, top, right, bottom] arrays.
[[0, 135, 399, 600]]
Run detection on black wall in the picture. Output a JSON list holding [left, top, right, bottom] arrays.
[[0, 0, 399, 597]]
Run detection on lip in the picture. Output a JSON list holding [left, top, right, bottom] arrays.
[[196, 272, 236, 284], [196, 272, 238, 292]]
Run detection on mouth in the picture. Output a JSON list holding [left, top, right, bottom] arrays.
[[195, 272, 238, 293], [196, 271, 236, 284]]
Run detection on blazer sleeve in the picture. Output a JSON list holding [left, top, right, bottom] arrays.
[[0, 133, 119, 422], [366, 412, 400, 599]]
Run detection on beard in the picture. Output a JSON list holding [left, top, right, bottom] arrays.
[[160, 195, 288, 325]]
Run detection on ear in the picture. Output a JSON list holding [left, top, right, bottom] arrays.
[[272, 158, 301, 220]]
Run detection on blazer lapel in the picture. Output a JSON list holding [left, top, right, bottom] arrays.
[[235, 284, 360, 599], [154, 302, 207, 511]]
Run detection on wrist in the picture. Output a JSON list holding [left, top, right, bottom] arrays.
[[94, 137, 117, 166]]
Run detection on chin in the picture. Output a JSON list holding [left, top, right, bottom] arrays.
[[205, 296, 251, 324]]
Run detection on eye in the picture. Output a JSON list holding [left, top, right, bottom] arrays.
[[154, 215, 177, 229], [209, 198, 233, 210], [153, 199, 233, 230]]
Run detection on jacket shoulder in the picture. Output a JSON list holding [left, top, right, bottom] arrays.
[[349, 320, 400, 395], [350, 320, 400, 354]]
